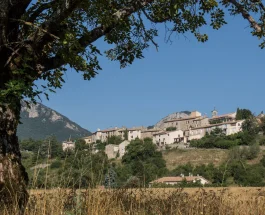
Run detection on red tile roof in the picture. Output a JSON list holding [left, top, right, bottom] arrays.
[[149, 176, 209, 184], [209, 113, 236, 120]]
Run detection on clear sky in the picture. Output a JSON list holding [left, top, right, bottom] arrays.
[[41, 14, 265, 132]]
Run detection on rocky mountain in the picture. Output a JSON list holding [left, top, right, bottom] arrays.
[[18, 101, 91, 141], [155, 111, 191, 128]]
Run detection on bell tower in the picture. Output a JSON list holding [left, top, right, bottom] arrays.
[[211, 107, 218, 117]]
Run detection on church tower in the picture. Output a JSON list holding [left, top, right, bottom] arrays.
[[211, 107, 218, 117]]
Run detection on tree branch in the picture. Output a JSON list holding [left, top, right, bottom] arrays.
[[228, 0, 262, 33], [142, 9, 170, 23], [26, 1, 56, 24], [31, 0, 83, 49], [42, 0, 155, 72], [9, 0, 32, 20]]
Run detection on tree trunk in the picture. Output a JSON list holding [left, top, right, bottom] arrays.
[[0, 102, 28, 214]]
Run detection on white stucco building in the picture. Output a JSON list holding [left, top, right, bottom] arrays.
[[105, 144, 119, 159], [127, 127, 146, 141], [91, 127, 127, 143], [62, 141, 75, 151], [153, 130, 184, 146], [118, 140, 130, 158]]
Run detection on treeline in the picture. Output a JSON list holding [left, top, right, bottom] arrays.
[[21, 136, 265, 189]]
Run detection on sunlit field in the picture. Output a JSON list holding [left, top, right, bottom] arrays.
[[3, 187, 265, 215]]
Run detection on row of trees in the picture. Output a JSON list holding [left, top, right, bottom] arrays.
[[21, 133, 265, 189]]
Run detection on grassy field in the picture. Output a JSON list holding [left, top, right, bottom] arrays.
[[163, 148, 229, 170], [4, 187, 265, 215]]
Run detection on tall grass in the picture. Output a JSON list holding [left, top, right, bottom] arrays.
[[3, 187, 265, 215], [3, 145, 265, 214]]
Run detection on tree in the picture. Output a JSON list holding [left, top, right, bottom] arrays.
[[104, 167, 117, 189], [75, 138, 90, 151], [107, 135, 123, 145], [124, 129, 128, 141], [122, 138, 167, 185], [242, 117, 259, 135], [236, 108, 253, 120], [0, 0, 264, 211]]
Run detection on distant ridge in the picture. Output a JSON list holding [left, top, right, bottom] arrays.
[[18, 101, 91, 141]]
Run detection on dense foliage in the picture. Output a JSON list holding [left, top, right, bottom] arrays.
[[236, 108, 253, 120]]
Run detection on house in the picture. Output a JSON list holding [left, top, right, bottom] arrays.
[[118, 140, 130, 158], [184, 120, 244, 142], [153, 130, 184, 146], [127, 126, 146, 141], [149, 175, 210, 187], [209, 108, 236, 124], [62, 140, 75, 151], [105, 144, 119, 159], [91, 127, 127, 143], [141, 128, 162, 139], [162, 111, 209, 131], [83, 135, 93, 144], [91, 129, 102, 143]]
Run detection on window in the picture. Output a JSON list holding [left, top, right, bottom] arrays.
[[178, 134, 180, 138], [131, 136, 133, 138], [176, 122, 178, 125], [168, 134, 169, 136]]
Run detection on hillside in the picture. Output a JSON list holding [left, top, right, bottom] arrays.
[[162, 148, 229, 170], [18, 101, 91, 141]]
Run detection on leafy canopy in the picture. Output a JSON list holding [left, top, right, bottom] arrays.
[[2, 0, 265, 109], [0, 0, 228, 107]]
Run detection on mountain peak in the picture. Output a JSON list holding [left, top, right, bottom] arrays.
[[18, 102, 91, 141]]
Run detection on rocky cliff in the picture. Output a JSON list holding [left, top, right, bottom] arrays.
[[18, 101, 91, 141]]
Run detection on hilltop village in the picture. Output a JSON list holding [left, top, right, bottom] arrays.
[[62, 108, 249, 159]]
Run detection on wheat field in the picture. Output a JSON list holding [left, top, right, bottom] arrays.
[[2, 187, 264, 215]]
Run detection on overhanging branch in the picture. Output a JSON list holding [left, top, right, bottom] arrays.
[[42, 0, 155, 72], [228, 0, 262, 33]]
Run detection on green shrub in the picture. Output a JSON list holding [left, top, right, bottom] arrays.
[[166, 127, 176, 131], [50, 160, 62, 169], [259, 138, 265, 145]]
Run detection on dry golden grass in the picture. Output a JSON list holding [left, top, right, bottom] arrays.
[[163, 149, 229, 170], [3, 187, 265, 215]]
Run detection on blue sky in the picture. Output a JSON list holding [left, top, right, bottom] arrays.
[[42, 14, 265, 132]]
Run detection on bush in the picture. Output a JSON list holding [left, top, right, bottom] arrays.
[[166, 127, 176, 131], [229, 144, 260, 161], [123, 176, 140, 188], [247, 144, 260, 160], [50, 160, 62, 169], [165, 145, 171, 150], [259, 138, 265, 145]]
